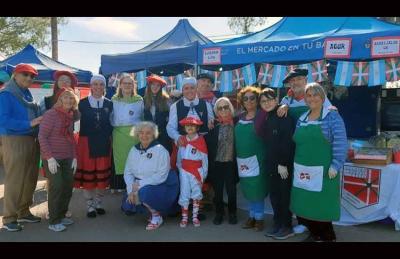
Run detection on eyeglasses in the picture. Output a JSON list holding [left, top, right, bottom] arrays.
[[260, 98, 275, 104], [22, 73, 35, 79], [243, 95, 256, 102], [217, 105, 230, 111]]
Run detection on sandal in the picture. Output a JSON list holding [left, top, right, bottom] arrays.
[[180, 219, 188, 228], [193, 217, 201, 227]]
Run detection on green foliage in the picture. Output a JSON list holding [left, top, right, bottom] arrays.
[[228, 17, 267, 34]]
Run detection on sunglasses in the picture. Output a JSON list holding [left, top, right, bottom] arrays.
[[22, 73, 35, 79], [243, 95, 256, 102], [217, 105, 230, 111]]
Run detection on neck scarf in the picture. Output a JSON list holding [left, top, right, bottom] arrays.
[[287, 88, 304, 101], [54, 106, 75, 144], [216, 114, 234, 126], [200, 91, 215, 103]]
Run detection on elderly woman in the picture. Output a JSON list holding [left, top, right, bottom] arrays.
[[205, 97, 239, 225], [74, 75, 113, 218], [110, 73, 144, 193], [123, 121, 179, 230], [235, 86, 268, 232], [143, 75, 172, 153], [39, 88, 79, 232], [290, 83, 347, 242], [255, 88, 296, 240]]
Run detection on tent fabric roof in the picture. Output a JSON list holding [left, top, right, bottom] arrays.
[[200, 17, 400, 65], [101, 19, 213, 76], [0, 44, 93, 83]]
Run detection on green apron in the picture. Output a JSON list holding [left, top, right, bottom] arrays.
[[234, 119, 269, 201], [288, 106, 309, 122], [290, 111, 340, 221], [112, 126, 139, 175]]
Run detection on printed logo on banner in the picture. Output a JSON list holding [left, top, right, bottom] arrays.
[[203, 48, 221, 65], [341, 165, 381, 210], [371, 36, 400, 58], [324, 38, 352, 58]]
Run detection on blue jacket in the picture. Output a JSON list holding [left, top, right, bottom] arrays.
[[0, 83, 38, 136]]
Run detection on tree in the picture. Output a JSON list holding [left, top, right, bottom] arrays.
[[228, 17, 267, 34], [0, 17, 68, 57]]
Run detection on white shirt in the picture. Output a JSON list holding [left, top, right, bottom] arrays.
[[88, 95, 105, 108], [166, 96, 214, 142], [111, 99, 144, 127], [176, 134, 208, 180], [124, 143, 170, 194]]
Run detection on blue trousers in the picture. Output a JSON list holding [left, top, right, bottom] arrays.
[[248, 200, 265, 220]]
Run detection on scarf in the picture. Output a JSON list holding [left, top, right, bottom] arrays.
[[54, 107, 75, 144], [287, 88, 304, 101], [200, 91, 216, 104], [216, 114, 234, 126]]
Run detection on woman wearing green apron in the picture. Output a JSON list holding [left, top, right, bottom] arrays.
[[290, 83, 347, 242], [110, 74, 144, 192], [235, 86, 269, 232]]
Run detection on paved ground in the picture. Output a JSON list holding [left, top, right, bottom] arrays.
[[0, 166, 399, 242]]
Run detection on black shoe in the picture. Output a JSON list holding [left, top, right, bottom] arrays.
[[198, 213, 206, 221], [213, 214, 223, 225], [302, 234, 317, 242], [87, 210, 97, 218], [228, 214, 238, 225], [264, 224, 281, 237], [96, 208, 106, 215], [17, 214, 41, 223], [272, 227, 295, 240], [2, 221, 23, 232]]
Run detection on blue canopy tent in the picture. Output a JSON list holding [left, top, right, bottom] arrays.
[[100, 19, 213, 77], [199, 17, 400, 66], [0, 44, 93, 84]]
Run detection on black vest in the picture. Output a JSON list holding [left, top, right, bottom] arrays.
[[176, 98, 209, 135], [79, 97, 113, 158]]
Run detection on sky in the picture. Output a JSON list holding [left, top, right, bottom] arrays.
[[37, 17, 282, 74]]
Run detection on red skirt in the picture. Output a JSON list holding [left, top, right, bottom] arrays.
[[74, 136, 111, 190]]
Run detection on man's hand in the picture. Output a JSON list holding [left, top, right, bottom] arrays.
[[277, 105, 289, 118], [30, 116, 43, 127]]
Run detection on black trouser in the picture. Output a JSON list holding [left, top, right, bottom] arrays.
[[298, 216, 336, 241], [270, 172, 293, 228], [110, 153, 126, 190], [212, 161, 237, 215]]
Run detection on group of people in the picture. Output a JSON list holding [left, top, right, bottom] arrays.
[[0, 64, 348, 242]]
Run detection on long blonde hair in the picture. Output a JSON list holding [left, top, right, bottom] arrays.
[[116, 73, 137, 98]]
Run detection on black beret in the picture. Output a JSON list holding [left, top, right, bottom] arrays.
[[282, 68, 308, 84], [197, 73, 214, 84]]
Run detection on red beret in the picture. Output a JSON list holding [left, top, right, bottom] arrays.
[[54, 70, 78, 89], [147, 75, 167, 87], [179, 117, 203, 126], [14, 63, 38, 76]]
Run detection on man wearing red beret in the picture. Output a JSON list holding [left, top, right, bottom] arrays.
[[0, 63, 43, 231]]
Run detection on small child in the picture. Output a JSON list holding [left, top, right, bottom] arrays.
[[177, 116, 208, 227]]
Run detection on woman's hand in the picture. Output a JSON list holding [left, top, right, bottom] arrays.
[[328, 167, 338, 179], [177, 135, 187, 147], [128, 192, 137, 204], [132, 182, 140, 193]]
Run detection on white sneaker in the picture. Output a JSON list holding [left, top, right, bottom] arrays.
[[293, 224, 308, 234], [61, 218, 74, 226], [49, 223, 67, 232]]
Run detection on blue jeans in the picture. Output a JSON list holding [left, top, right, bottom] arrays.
[[248, 200, 265, 220]]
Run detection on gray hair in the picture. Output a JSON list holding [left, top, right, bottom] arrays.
[[130, 121, 159, 140], [305, 82, 326, 102], [214, 97, 235, 116]]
